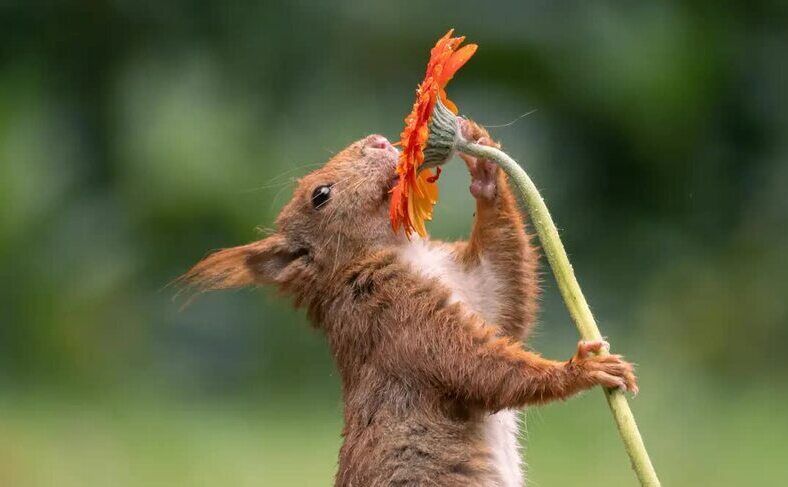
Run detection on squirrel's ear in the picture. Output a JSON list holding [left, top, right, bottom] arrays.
[[180, 234, 306, 291]]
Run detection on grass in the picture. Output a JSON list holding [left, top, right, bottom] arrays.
[[1, 382, 785, 486]]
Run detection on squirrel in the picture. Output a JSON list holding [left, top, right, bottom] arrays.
[[182, 120, 637, 487]]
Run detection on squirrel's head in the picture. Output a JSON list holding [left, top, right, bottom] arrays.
[[181, 134, 402, 294]]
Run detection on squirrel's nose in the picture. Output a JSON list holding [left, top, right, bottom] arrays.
[[364, 134, 393, 150]]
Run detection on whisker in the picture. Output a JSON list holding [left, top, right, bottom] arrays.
[[320, 176, 364, 219], [320, 175, 370, 230], [238, 179, 294, 194], [238, 161, 326, 194], [331, 231, 343, 276], [260, 172, 362, 216], [268, 180, 296, 214], [319, 174, 369, 216], [480, 109, 538, 129], [316, 186, 367, 251]]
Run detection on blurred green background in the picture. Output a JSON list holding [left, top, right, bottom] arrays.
[[1, 1, 786, 485]]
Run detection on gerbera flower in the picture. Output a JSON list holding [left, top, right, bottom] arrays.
[[389, 29, 477, 237]]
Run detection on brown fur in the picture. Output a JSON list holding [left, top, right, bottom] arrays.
[[182, 128, 636, 486]]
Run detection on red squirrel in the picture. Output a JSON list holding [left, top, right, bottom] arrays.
[[182, 120, 637, 486]]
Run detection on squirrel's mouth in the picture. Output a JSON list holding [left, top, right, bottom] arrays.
[[388, 174, 400, 190], [382, 174, 399, 201], [373, 170, 397, 204]]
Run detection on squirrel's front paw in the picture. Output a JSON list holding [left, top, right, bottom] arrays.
[[568, 340, 638, 394], [458, 119, 501, 202], [459, 136, 499, 202], [466, 152, 498, 201]]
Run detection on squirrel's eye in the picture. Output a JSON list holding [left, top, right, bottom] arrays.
[[311, 185, 332, 209]]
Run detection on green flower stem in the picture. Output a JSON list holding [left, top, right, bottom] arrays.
[[456, 140, 661, 487]]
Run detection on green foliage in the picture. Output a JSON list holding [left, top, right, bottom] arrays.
[[0, 1, 785, 484]]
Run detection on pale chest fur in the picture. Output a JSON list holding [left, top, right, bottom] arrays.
[[398, 239, 524, 487]]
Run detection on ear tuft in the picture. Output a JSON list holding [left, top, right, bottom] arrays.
[[178, 234, 303, 294]]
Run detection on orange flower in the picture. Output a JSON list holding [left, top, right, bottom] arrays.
[[390, 29, 477, 237]]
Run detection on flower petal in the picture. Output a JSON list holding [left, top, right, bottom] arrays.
[[390, 30, 476, 238], [439, 44, 478, 86]]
